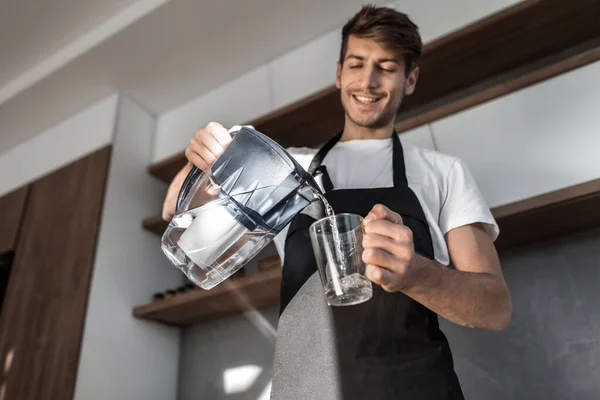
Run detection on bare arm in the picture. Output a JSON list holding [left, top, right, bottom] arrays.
[[362, 205, 512, 330], [401, 224, 511, 330]]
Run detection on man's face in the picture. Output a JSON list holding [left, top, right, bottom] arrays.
[[336, 35, 419, 129]]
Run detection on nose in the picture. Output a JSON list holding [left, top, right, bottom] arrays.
[[361, 65, 380, 90]]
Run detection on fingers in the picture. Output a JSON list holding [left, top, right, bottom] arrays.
[[362, 247, 401, 270], [206, 121, 233, 148], [185, 122, 234, 171], [185, 144, 210, 171], [364, 204, 403, 225], [364, 219, 413, 245], [364, 264, 397, 292], [167, 121, 235, 218], [185, 134, 223, 171], [362, 232, 411, 260], [361, 228, 414, 292], [373, 204, 403, 224], [201, 130, 228, 158]]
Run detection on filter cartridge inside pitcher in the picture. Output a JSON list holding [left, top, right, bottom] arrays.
[[163, 199, 276, 290], [177, 203, 247, 272]]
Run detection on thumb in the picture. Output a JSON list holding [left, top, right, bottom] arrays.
[[366, 204, 403, 225]]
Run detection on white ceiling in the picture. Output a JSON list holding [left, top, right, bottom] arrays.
[[0, 0, 389, 155], [0, 0, 143, 86]]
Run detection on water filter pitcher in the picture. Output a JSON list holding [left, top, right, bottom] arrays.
[[161, 126, 321, 289]]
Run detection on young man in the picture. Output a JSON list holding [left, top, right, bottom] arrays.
[[162, 5, 512, 399]]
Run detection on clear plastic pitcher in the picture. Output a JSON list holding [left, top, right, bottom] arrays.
[[161, 126, 321, 289]]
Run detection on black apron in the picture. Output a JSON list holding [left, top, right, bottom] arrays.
[[271, 132, 465, 400]]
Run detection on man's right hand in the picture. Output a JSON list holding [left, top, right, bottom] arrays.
[[161, 122, 233, 221]]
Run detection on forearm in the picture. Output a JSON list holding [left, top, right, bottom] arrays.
[[402, 254, 512, 330]]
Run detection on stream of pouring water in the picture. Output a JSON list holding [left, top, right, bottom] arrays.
[[313, 191, 344, 296]]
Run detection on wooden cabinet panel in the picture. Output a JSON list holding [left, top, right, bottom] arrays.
[[0, 147, 111, 400], [0, 186, 29, 254]]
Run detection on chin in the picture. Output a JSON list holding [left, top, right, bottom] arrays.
[[348, 113, 389, 129], [344, 103, 395, 130]]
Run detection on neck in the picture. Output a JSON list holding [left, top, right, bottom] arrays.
[[339, 116, 395, 142]]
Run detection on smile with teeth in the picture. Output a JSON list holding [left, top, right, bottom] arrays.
[[353, 94, 381, 104]]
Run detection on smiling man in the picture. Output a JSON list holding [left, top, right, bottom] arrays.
[[161, 5, 512, 400], [270, 6, 512, 399]]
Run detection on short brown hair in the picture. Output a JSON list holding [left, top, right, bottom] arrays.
[[340, 5, 422, 75]]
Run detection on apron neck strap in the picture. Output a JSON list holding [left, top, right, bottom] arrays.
[[308, 129, 408, 188], [308, 131, 342, 175]]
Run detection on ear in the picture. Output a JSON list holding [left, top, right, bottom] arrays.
[[335, 62, 342, 89], [404, 66, 419, 96]]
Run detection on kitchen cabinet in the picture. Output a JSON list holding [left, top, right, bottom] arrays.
[[0, 186, 29, 320], [0, 147, 111, 400], [431, 60, 600, 208], [0, 187, 29, 255]]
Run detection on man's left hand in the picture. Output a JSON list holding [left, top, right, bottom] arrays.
[[362, 204, 418, 292]]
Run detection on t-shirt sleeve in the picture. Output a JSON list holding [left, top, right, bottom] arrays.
[[438, 158, 499, 241]]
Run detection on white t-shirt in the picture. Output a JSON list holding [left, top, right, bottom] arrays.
[[272, 135, 499, 266]]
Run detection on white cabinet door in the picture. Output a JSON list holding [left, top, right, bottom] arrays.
[[431, 60, 600, 208]]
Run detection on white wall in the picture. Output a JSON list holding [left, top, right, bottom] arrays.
[[152, 0, 521, 163], [0, 94, 118, 197], [431, 59, 600, 208], [74, 96, 183, 400], [154, 65, 272, 162]]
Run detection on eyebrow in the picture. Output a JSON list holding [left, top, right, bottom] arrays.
[[345, 54, 400, 64]]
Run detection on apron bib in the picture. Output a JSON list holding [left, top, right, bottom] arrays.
[[271, 132, 464, 399]]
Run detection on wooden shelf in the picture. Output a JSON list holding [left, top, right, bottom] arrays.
[[133, 268, 282, 326], [135, 179, 600, 326], [146, 0, 600, 185], [142, 178, 600, 255], [492, 178, 600, 252]]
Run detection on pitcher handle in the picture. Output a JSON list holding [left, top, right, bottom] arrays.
[[174, 125, 253, 213]]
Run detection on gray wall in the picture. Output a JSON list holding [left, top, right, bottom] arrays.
[[178, 243, 280, 400], [178, 307, 279, 400], [442, 227, 600, 400], [179, 228, 600, 400]]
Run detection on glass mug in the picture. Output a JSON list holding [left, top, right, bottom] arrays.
[[309, 213, 373, 306]]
